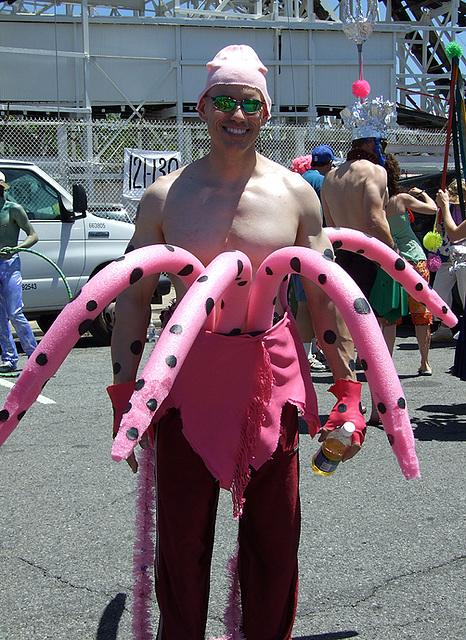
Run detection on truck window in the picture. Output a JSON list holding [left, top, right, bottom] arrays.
[[5, 171, 61, 221]]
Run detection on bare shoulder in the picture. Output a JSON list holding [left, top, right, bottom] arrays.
[[257, 155, 319, 202]]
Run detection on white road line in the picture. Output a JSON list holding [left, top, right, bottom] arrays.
[[0, 378, 55, 404]]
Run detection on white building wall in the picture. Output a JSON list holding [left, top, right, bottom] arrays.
[[0, 18, 395, 118]]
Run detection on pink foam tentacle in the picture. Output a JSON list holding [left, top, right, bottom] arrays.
[[214, 254, 252, 334], [324, 227, 457, 327], [112, 251, 252, 462], [247, 247, 420, 480], [0, 245, 204, 448]]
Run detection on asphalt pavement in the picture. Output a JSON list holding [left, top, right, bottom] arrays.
[[0, 322, 465, 640]]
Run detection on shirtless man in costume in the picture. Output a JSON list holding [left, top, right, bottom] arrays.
[[321, 97, 397, 424], [110, 45, 365, 640]]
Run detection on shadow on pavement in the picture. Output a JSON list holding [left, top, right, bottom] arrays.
[[96, 592, 127, 640], [412, 403, 466, 441]]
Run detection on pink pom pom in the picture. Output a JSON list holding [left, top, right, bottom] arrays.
[[352, 79, 371, 99], [426, 252, 442, 272], [290, 155, 312, 175]]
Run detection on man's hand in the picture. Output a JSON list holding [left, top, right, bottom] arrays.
[[0, 246, 18, 259], [320, 379, 367, 461]]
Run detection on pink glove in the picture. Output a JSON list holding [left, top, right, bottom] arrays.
[[322, 378, 366, 446], [107, 381, 136, 437]]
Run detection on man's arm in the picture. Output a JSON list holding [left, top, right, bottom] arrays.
[[3, 205, 38, 255], [295, 189, 362, 460], [362, 168, 394, 247], [109, 185, 167, 472], [111, 187, 166, 386]]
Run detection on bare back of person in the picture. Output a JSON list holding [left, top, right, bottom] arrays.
[[322, 158, 393, 246]]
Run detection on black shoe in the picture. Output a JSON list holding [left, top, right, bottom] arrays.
[[0, 363, 16, 373]]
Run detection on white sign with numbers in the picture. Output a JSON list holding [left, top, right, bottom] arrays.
[[123, 148, 181, 201]]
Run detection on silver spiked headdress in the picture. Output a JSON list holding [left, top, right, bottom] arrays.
[[340, 96, 396, 140]]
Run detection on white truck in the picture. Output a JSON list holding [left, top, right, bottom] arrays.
[[0, 160, 170, 344]]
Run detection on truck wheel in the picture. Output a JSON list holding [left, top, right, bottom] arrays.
[[37, 313, 59, 334], [89, 301, 115, 346]]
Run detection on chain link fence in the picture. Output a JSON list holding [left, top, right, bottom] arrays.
[[0, 116, 449, 220]]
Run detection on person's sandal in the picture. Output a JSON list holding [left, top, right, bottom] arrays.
[[418, 367, 432, 376]]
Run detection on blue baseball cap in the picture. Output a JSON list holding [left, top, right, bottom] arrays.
[[311, 144, 335, 164]]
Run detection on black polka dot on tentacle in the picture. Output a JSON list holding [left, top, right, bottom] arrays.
[[387, 433, 395, 446], [197, 275, 208, 283], [113, 362, 121, 375], [220, 300, 225, 309], [129, 268, 144, 284], [337, 403, 347, 413], [323, 330, 336, 344], [178, 264, 194, 277], [290, 257, 301, 273], [394, 258, 406, 271], [17, 411, 26, 421], [265, 266, 273, 276], [165, 245, 175, 252], [377, 402, 387, 414], [356, 249, 365, 254], [237, 280, 248, 287], [169, 324, 183, 335], [282, 275, 288, 282], [135, 379, 145, 391], [360, 359, 368, 371], [147, 398, 158, 411], [206, 298, 214, 316], [363, 232, 373, 239], [354, 298, 371, 314], [332, 240, 343, 250], [79, 319, 93, 335], [237, 260, 244, 277], [318, 273, 327, 285], [229, 328, 241, 336], [86, 300, 98, 312], [126, 427, 139, 440], [362, 426, 367, 437], [0, 409, 9, 421], [130, 340, 143, 355], [442, 305, 448, 314], [323, 248, 334, 261], [397, 397, 406, 409], [165, 355, 177, 368], [36, 353, 48, 366], [415, 283, 423, 291], [123, 402, 132, 414], [273, 296, 277, 306]]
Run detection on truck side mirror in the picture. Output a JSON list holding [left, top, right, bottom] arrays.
[[73, 184, 88, 215], [59, 184, 88, 222]]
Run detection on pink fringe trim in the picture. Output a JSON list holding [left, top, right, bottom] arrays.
[[207, 547, 246, 640], [132, 443, 156, 640], [230, 345, 273, 519]]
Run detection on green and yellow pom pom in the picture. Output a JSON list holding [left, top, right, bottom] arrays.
[[446, 42, 463, 62], [423, 231, 443, 251]]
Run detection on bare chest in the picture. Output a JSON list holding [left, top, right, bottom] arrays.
[[162, 187, 298, 269]]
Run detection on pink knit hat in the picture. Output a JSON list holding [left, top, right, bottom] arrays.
[[197, 44, 272, 120]]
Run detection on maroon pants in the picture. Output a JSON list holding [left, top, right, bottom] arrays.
[[154, 404, 300, 640]]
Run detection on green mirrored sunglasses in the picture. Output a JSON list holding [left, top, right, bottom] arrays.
[[209, 95, 264, 114]]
